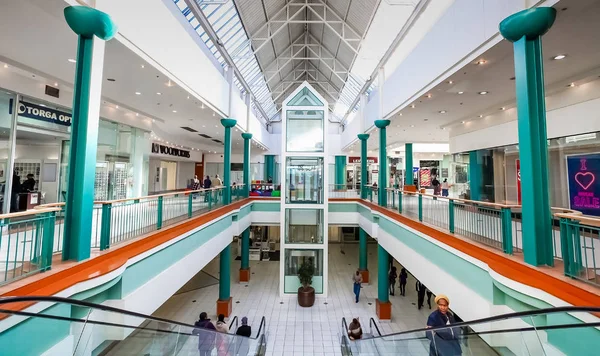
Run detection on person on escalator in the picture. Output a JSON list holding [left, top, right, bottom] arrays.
[[215, 314, 229, 356], [192, 312, 216, 356], [235, 317, 252, 356], [426, 294, 462, 356], [347, 318, 363, 340]]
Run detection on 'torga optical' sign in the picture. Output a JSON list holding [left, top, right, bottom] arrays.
[[152, 143, 190, 158], [567, 153, 600, 216], [9, 99, 72, 126]]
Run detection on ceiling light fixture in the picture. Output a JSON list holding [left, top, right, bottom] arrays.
[[439, 110, 446, 114], [135, 113, 139, 117], [426, 94, 432, 98], [479, 115, 483, 118], [568, 83, 575, 87], [213, 112, 215, 117], [458, 91, 464, 95], [115, 105, 119, 109], [553, 54, 567, 60], [156, 92, 162, 95], [476, 59, 487, 65], [461, 121, 466, 124], [54, 82, 58, 87], [410, 124, 415, 128], [152, 119, 155, 122], [68, 59, 76, 63], [501, 107, 506, 111], [141, 65, 145, 69], [135, 92, 141, 95], [448, 80, 453, 84], [410, 104, 415, 109], [172, 110, 177, 113], [478, 91, 488, 95], [187, 95, 190, 99], [3, 64, 7, 68]]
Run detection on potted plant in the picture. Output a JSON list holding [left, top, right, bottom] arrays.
[[297, 258, 315, 307]]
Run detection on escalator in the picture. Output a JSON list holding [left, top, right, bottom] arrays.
[[341, 306, 600, 355], [0, 296, 267, 356]]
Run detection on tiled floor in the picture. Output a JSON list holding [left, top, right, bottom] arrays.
[[152, 243, 440, 355]]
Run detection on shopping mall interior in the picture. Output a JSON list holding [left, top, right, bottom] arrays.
[[1, 0, 600, 355]]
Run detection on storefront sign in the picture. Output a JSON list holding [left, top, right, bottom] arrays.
[[348, 156, 378, 164], [9, 99, 72, 126], [567, 154, 600, 216], [516, 159, 522, 204], [420, 168, 431, 187], [152, 143, 190, 158]]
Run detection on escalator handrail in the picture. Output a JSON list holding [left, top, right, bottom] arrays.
[[369, 317, 382, 337], [342, 305, 600, 341], [229, 315, 238, 331], [255, 315, 266, 338], [0, 295, 265, 339]]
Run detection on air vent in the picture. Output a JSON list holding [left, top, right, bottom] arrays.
[[212, 139, 223, 144], [45, 85, 60, 98], [181, 126, 198, 133], [198, 134, 212, 139]]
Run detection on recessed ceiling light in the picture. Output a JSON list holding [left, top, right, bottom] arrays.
[[399, 113, 403, 116], [479, 115, 483, 118], [202, 125, 206, 127], [478, 91, 488, 95], [54, 82, 58, 87], [187, 95, 190, 99], [213, 112, 215, 116], [201, 103, 205, 109], [135, 92, 141, 95], [457, 91, 464, 95], [448, 80, 453, 84], [442, 127, 446, 130], [172, 110, 177, 113], [68, 59, 76, 63], [500, 107, 506, 111], [3, 64, 7, 68], [157, 92, 162, 95], [439, 110, 446, 114], [116, 105, 119, 109], [476, 59, 487, 65], [152, 119, 155, 122], [135, 113, 139, 117], [141, 64, 145, 68], [461, 121, 466, 124], [40, 104, 46, 107], [426, 94, 432, 98], [410, 124, 415, 128], [568, 83, 575, 87], [553, 54, 567, 60], [410, 104, 415, 109]]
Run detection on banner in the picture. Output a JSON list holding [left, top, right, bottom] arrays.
[[9, 99, 72, 126], [348, 156, 378, 164], [420, 168, 431, 187], [516, 159, 522, 204], [152, 143, 190, 158], [567, 153, 600, 216]]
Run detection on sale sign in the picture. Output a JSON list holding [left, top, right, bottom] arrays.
[[567, 154, 600, 216], [420, 168, 431, 187]]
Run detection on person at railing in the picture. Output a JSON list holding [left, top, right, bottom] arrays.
[[214, 314, 229, 356], [399, 268, 408, 296], [389, 266, 397, 296], [352, 270, 363, 303], [347, 318, 363, 340], [203, 176, 212, 202], [441, 179, 451, 197], [192, 312, 216, 356], [426, 295, 462, 356], [432, 176, 441, 196]]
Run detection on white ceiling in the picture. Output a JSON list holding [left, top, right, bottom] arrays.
[[349, 0, 600, 153], [0, 0, 263, 154]]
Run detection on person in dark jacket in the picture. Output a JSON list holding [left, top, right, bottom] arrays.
[[426, 294, 461, 356], [203, 176, 212, 202], [235, 317, 252, 356], [192, 312, 216, 356], [426, 287, 433, 309], [10, 171, 21, 212], [389, 266, 397, 296], [416, 281, 427, 309], [22, 174, 36, 192], [399, 268, 408, 296]]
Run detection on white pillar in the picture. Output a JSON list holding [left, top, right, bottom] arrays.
[[227, 67, 234, 118], [245, 94, 251, 132]]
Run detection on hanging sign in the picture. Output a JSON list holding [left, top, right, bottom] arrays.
[[348, 156, 378, 164], [9, 99, 72, 126], [567, 154, 600, 216], [516, 159, 522, 204], [152, 143, 191, 158]]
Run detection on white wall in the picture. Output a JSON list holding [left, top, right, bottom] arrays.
[[176, 161, 195, 189], [450, 79, 600, 153]]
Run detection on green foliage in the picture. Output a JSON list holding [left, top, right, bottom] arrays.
[[297, 258, 315, 289]]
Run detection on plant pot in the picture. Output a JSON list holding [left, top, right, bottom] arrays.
[[298, 286, 315, 307]]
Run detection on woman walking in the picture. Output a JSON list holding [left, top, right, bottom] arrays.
[[352, 270, 363, 303], [399, 268, 408, 296]]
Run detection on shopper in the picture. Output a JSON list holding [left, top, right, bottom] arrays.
[[432, 176, 441, 196], [235, 317, 252, 356], [214, 314, 229, 356], [426, 287, 433, 309], [203, 175, 212, 189], [192, 312, 216, 356], [426, 294, 462, 356], [215, 174, 223, 186], [352, 270, 363, 303], [22, 174, 36, 192], [389, 266, 397, 296], [399, 268, 408, 296], [347, 318, 363, 340], [416, 281, 427, 309], [441, 179, 450, 197], [10, 171, 21, 212]]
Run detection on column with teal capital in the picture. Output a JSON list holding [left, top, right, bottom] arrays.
[[376, 244, 391, 319], [264, 154, 275, 183], [239, 227, 251, 282], [221, 119, 237, 205], [242, 133, 252, 196], [469, 151, 482, 202], [375, 120, 390, 207], [63, 6, 117, 261], [405, 143, 413, 187], [358, 134, 369, 199], [334, 155, 347, 190], [358, 228, 369, 283], [500, 7, 556, 266]]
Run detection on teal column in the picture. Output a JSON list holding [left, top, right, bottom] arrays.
[[242, 133, 252, 196], [221, 118, 237, 205], [375, 120, 391, 207], [241, 227, 250, 270], [358, 134, 370, 199], [219, 245, 231, 300], [469, 151, 482, 201], [500, 7, 556, 266], [62, 7, 117, 261], [359, 228, 368, 271], [377, 244, 389, 303], [264, 155, 275, 182], [334, 155, 347, 189], [405, 143, 413, 186]]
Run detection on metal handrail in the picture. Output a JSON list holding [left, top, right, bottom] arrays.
[[229, 315, 238, 331], [369, 317, 382, 337], [255, 316, 266, 338]]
